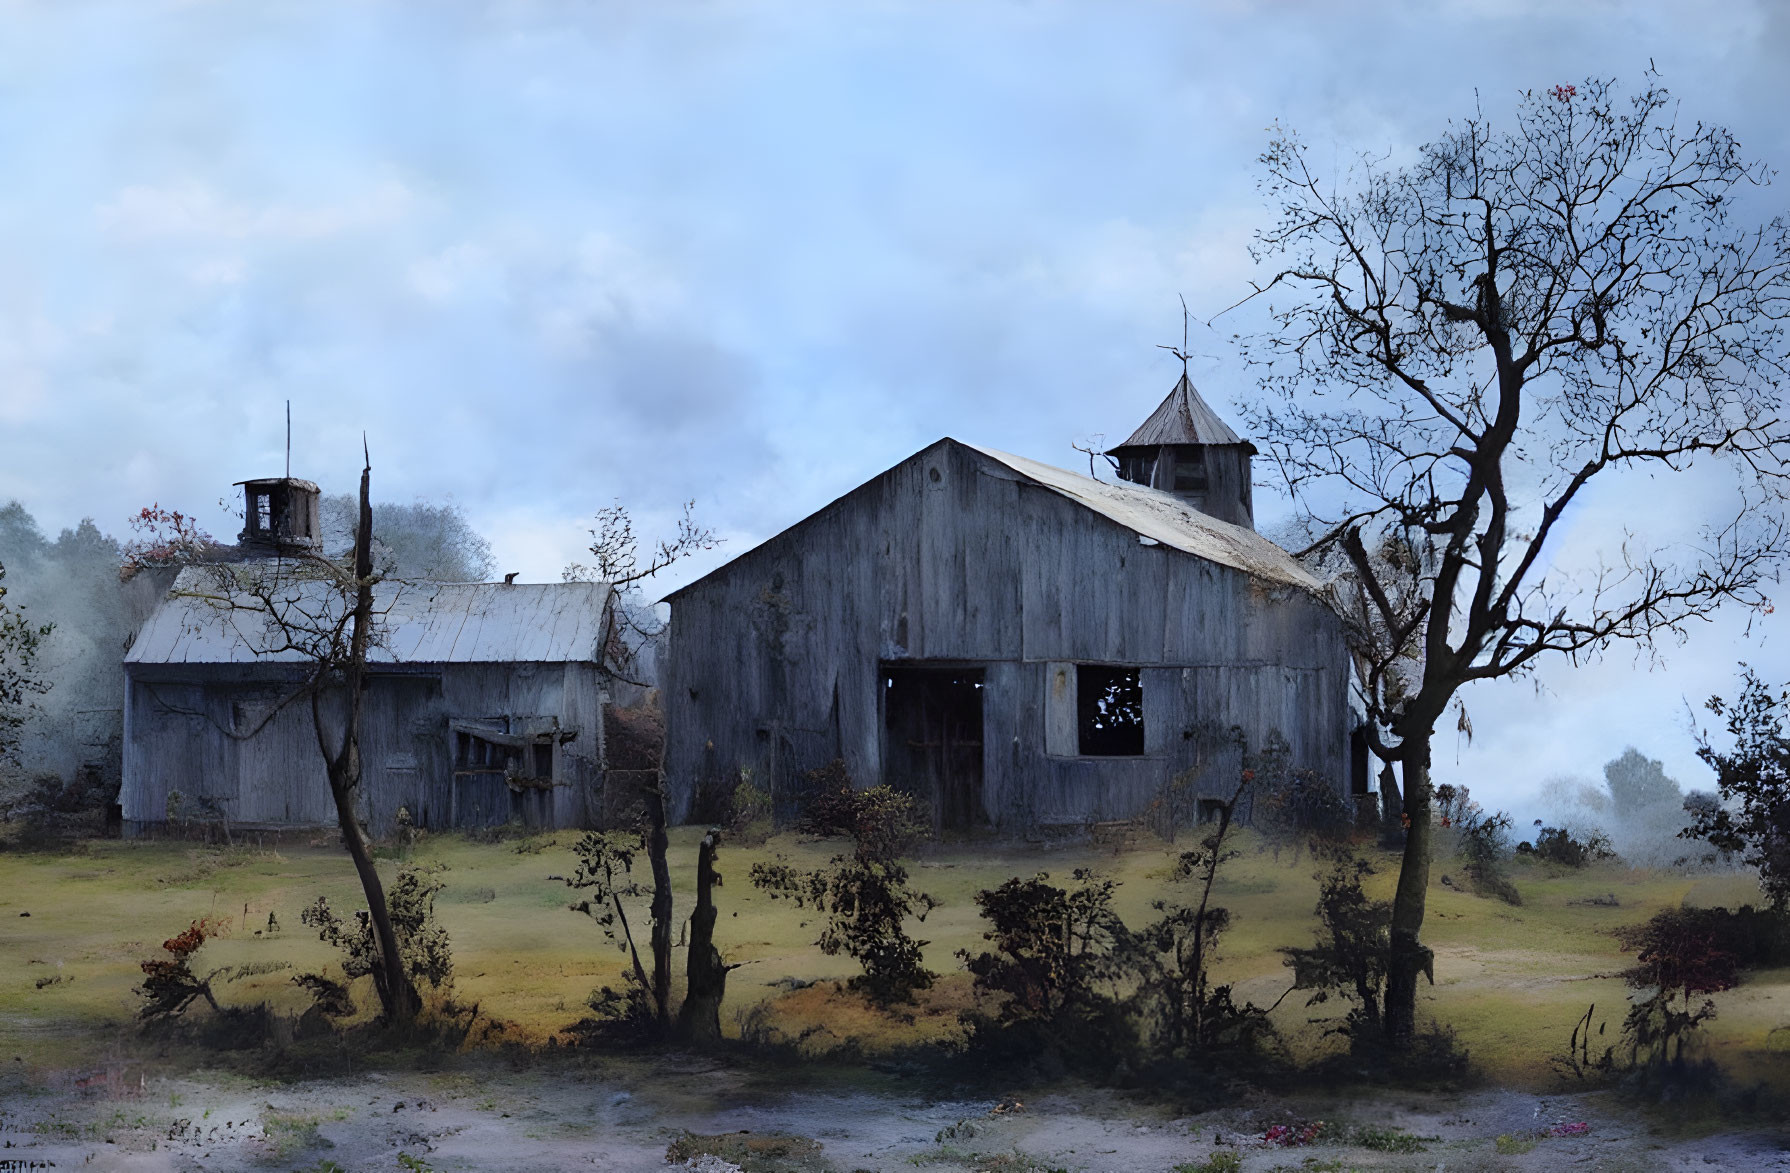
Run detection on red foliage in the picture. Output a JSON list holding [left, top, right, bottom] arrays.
[[1616, 907, 1742, 999], [1262, 1121, 1329, 1146], [156, 917, 220, 961], [119, 504, 217, 580], [1551, 84, 1577, 102]]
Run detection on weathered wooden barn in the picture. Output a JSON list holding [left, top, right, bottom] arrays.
[[663, 376, 1353, 833], [120, 477, 614, 836]]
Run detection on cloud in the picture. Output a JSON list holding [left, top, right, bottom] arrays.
[[97, 178, 415, 242]]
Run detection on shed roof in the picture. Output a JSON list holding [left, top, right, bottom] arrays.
[[964, 443, 1319, 590], [1109, 373, 1252, 451], [126, 568, 612, 666]]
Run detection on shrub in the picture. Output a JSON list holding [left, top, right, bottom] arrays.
[[1281, 853, 1391, 1046], [1460, 811, 1521, 905], [686, 769, 772, 843], [957, 868, 1141, 1069], [1174, 1154, 1242, 1173], [134, 917, 290, 1023], [563, 981, 658, 1047], [1293, 770, 1354, 842], [563, 829, 653, 1003], [1687, 669, 1790, 908], [730, 777, 772, 842], [1434, 783, 1521, 904], [1255, 757, 1353, 862], [1528, 824, 1616, 868], [297, 864, 452, 1016], [1136, 773, 1279, 1058], [1615, 905, 1744, 1072], [751, 772, 938, 1005]]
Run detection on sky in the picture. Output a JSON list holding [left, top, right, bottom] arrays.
[[2, 0, 1788, 819]]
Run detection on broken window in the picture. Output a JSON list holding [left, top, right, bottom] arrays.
[[1117, 453, 1156, 487], [1172, 446, 1208, 492], [252, 493, 272, 532], [454, 729, 553, 782], [1076, 664, 1144, 756]]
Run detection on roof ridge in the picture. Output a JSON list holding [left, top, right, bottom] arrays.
[[1110, 373, 1248, 449]]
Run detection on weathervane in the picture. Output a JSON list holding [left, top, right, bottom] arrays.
[[1156, 294, 1192, 376]]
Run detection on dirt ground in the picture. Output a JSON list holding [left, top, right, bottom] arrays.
[[5, 829, 1790, 1170], [2, 1058, 1788, 1173]]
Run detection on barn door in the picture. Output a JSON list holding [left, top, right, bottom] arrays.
[[881, 663, 986, 833]]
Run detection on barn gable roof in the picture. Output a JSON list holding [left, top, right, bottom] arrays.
[[125, 568, 612, 666], [1109, 372, 1254, 451], [963, 443, 1318, 589], [664, 438, 1320, 600]]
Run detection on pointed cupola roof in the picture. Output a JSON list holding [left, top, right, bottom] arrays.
[[1111, 373, 1255, 453]]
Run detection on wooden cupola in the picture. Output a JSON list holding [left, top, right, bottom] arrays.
[[235, 477, 322, 557], [1106, 373, 1257, 529]]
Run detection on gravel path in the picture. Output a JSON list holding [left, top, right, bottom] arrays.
[[2, 1061, 1787, 1172]]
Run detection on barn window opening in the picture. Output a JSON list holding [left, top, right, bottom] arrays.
[[1076, 664, 1144, 756], [455, 731, 509, 771], [1172, 447, 1208, 492], [252, 493, 271, 532], [455, 729, 554, 782], [1118, 453, 1156, 486]]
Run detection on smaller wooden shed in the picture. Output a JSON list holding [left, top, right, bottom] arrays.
[[121, 569, 615, 836]]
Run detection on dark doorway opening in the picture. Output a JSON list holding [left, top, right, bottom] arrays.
[[881, 663, 986, 832]]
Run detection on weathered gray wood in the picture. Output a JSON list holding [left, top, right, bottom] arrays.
[[663, 438, 1351, 831]]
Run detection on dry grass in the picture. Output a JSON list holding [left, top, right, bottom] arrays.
[[0, 824, 1785, 1091]]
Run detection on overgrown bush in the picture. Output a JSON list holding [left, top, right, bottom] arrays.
[[563, 980, 659, 1047], [686, 769, 773, 844], [1136, 777, 1280, 1059], [1615, 905, 1744, 1075], [297, 864, 452, 1019], [6, 764, 119, 836], [1524, 824, 1617, 868], [135, 917, 289, 1023], [958, 868, 1138, 1067], [1281, 852, 1392, 1047], [751, 769, 938, 1005], [1253, 735, 1353, 862], [1687, 669, 1790, 908], [560, 828, 670, 1039], [1559, 904, 1788, 1087], [1434, 783, 1521, 904]]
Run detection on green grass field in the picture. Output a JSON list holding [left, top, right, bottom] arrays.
[[1, 824, 1783, 1090]]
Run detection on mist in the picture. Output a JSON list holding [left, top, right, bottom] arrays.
[[1537, 747, 1731, 871]]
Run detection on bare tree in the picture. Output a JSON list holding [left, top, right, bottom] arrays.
[[176, 455, 421, 1024], [1235, 76, 1790, 1046], [565, 499, 718, 1033]]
